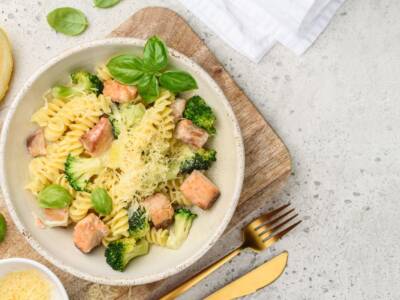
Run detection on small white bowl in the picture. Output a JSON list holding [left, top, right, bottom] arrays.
[[0, 38, 245, 285], [0, 258, 68, 299]]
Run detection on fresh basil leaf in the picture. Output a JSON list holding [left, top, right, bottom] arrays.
[[137, 74, 159, 103], [47, 7, 88, 36], [38, 184, 73, 209], [143, 36, 169, 72], [91, 188, 113, 215], [94, 0, 121, 8], [159, 70, 198, 93], [0, 214, 7, 243], [107, 54, 145, 84]]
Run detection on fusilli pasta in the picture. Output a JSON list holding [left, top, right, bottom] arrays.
[[145, 227, 169, 247], [162, 175, 192, 207], [25, 42, 213, 271], [69, 191, 92, 223], [110, 90, 176, 205], [102, 201, 129, 245], [31, 97, 67, 127], [27, 93, 112, 195]]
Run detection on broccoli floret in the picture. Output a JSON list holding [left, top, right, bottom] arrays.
[[167, 145, 216, 179], [108, 104, 121, 137], [105, 237, 149, 271], [166, 208, 197, 250], [51, 85, 81, 99], [180, 148, 217, 174], [183, 96, 216, 135], [109, 103, 146, 138], [128, 206, 150, 239], [64, 154, 105, 191], [70, 70, 103, 96], [108, 104, 122, 137], [51, 70, 103, 99]]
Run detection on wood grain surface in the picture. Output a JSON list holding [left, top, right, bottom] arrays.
[[0, 7, 291, 299]]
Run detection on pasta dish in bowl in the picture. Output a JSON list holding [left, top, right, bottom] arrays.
[[0, 37, 244, 285]]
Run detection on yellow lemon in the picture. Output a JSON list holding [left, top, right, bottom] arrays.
[[0, 28, 13, 102]]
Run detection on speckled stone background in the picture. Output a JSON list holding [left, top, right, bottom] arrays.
[[0, 0, 399, 299]]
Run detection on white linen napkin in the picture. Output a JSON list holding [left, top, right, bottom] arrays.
[[179, 0, 346, 62]]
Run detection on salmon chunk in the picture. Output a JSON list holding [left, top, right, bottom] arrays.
[[80, 117, 114, 157], [143, 193, 174, 229], [26, 128, 46, 157], [175, 119, 209, 148], [171, 98, 186, 121], [103, 79, 138, 103], [73, 213, 109, 253], [42, 208, 69, 227], [180, 170, 220, 210]]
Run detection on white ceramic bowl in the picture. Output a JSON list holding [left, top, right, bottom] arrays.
[[0, 38, 244, 285], [0, 258, 68, 299]]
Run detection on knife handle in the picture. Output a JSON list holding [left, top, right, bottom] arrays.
[[160, 248, 242, 300]]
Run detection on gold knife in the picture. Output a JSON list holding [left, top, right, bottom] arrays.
[[204, 251, 288, 300]]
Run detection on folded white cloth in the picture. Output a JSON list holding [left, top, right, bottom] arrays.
[[180, 0, 346, 62]]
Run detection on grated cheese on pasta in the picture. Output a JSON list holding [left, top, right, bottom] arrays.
[[28, 82, 193, 245]]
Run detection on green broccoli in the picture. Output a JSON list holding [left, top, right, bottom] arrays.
[[108, 104, 121, 137], [128, 206, 150, 239], [64, 154, 105, 191], [180, 148, 217, 174], [105, 237, 149, 271], [51, 85, 80, 99], [166, 208, 197, 250], [108, 103, 146, 137], [70, 70, 103, 95], [51, 70, 103, 99], [183, 96, 216, 135]]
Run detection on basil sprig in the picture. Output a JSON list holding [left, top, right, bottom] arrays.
[[107, 36, 198, 103]]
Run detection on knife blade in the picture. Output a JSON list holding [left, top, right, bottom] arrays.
[[204, 251, 288, 300]]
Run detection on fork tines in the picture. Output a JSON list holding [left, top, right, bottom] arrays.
[[251, 203, 302, 247]]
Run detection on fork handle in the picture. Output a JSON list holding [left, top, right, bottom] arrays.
[[160, 248, 242, 300]]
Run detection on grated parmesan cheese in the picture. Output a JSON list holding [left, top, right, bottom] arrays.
[[0, 269, 51, 300]]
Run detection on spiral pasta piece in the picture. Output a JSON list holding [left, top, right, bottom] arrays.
[[25, 157, 54, 195], [40, 129, 84, 179], [145, 227, 169, 247], [132, 90, 175, 150], [44, 97, 78, 141], [69, 191, 92, 223], [31, 97, 67, 127], [102, 201, 129, 245], [44, 94, 110, 142], [163, 175, 192, 207]]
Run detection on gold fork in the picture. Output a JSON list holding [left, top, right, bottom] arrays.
[[160, 203, 302, 300]]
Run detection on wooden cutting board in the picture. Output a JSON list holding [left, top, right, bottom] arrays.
[[0, 7, 291, 300]]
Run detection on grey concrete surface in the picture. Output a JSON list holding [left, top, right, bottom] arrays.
[[0, 0, 399, 299]]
